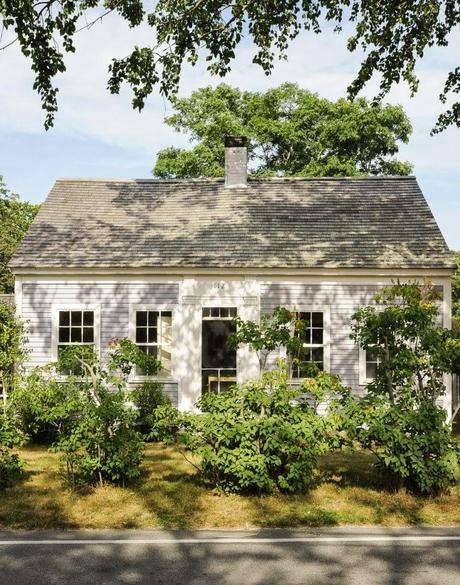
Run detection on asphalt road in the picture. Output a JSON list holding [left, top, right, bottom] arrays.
[[0, 527, 459, 585]]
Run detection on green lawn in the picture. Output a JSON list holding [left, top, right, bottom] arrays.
[[0, 443, 459, 529]]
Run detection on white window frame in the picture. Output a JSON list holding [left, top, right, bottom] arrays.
[[280, 305, 331, 378], [129, 304, 175, 382], [51, 304, 101, 371]]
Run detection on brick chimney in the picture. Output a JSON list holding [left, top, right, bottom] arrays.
[[224, 136, 247, 187]]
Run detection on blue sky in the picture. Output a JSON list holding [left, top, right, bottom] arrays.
[[1, 11, 459, 249]]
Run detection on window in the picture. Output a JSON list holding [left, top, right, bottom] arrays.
[[291, 311, 324, 378], [359, 346, 381, 384], [365, 347, 380, 380], [134, 310, 172, 377], [202, 307, 237, 319], [57, 310, 95, 374], [202, 307, 237, 394]]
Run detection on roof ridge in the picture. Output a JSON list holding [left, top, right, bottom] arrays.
[[54, 175, 417, 184], [54, 177, 224, 183]]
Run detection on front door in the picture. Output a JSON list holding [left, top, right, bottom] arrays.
[[201, 307, 237, 394]]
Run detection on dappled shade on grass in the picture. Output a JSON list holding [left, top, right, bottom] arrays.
[[0, 444, 458, 529]]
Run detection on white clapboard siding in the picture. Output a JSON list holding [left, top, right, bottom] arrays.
[[19, 277, 450, 410], [21, 281, 180, 405]]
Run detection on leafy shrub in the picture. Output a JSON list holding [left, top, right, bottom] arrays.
[[0, 450, 23, 489], [0, 407, 26, 489], [181, 364, 343, 494], [131, 381, 171, 435], [0, 299, 26, 402], [147, 403, 183, 442], [49, 340, 160, 487], [53, 386, 144, 487], [337, 395, 459, 494], [11, 367, 80, 443], [342, 281, 460, 495], [350, 281, 458, 405], [229, 306, 306, 374]]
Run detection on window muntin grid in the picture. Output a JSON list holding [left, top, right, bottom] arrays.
[[291, 311, 324, 378], [57, 310, 95, 374], [135, 310, 172, 376], [58, 310, 94, 344]]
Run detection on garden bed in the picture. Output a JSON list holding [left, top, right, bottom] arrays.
[[0, 443, 459, 530]]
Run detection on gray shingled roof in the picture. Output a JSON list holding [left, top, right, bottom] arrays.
[[10, 176, 454, 270]]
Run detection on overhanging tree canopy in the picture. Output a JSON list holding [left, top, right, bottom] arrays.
[[1, 1, 459, 132], [152, 83, 413, 178]]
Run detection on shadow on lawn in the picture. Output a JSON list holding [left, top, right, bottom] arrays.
[[137, 445, 207, 529], [352, 493, 429, 525], [318, 450, 387, 490], [0, 466, 78, 530], [249, 496, 340, 528]]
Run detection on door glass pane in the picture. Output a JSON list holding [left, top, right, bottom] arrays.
[[202, 316, 237, 393], [202, 369, 219, 395], [202, 320, 236, 368]]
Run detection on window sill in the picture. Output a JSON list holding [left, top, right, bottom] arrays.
[[131, 376, 177, 384]]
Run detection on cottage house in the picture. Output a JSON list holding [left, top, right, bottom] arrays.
[[10, 138, 456, 414]]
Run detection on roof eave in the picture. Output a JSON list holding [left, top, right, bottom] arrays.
[[10, 265, 456, 277]]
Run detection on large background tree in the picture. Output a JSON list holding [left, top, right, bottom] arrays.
[[0, 176, 39, 293], [1, 2, 459, 131], [153, 83, 412, 179]]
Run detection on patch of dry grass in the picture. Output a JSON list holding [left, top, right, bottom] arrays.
[[0, 444, 458, 529]]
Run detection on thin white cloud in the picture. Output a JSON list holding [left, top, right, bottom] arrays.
[[1, 12, 459, 151]]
